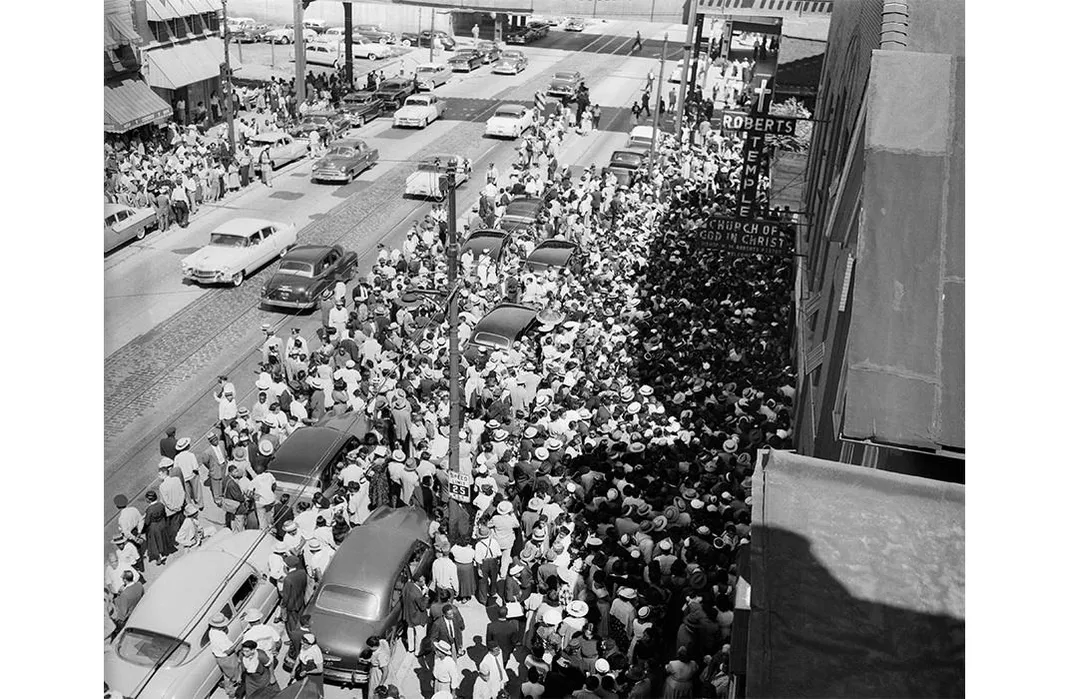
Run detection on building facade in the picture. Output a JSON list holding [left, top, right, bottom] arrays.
[[132, 0, 226, 126], [793, 0, 964, 478], [105, 0, 172, 133]]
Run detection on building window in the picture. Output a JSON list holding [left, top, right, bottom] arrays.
[[148, 20, 169, 43], [203, 12, 220, 32], [189, 13, 203, 34]]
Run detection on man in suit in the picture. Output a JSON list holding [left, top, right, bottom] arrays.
[[201, 432, 228, 506], [159, 426, 178, 460], [280, 557, 308, 671], [111, 570, 144, 639], [486, 606, 520, 661], [401, 575, 429, 656], [428, 604, 465, 660]]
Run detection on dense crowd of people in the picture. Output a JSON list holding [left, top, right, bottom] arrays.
[[106, 52, 796, 697]]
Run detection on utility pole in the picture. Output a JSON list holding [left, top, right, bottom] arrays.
[[294, 0, 306, 107], [676, 0, 700, 140], [429, 10, 436, 63], [446, 171, 460, 474], [343, 1, 353, 87], [220, 0, 236, 156], [648, 33, 668, 180]]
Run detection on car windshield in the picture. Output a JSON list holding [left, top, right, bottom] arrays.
[[315, 584, 380, 620], [502, 52, 522, 60], [379, 81, 405, 91], [278, 260, 315, 278], [405, 97, 430, 106], [478, 42, 495, 50], [555, 73, 577, 80], [326, 147, 355, 158], [116, 628, 191, 667], [417, 66, 438, 73], [209, 233, 249, 248], [613, 152, 644, 166], [250, 135, 279, 145], [495, 107, 523, 118]]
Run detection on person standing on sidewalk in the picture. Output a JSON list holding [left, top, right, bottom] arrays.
[[280, 556, 308, 671], [592, 104, 602, 130], [402, 574, 429, 656], [259, 149, 273, 187], [208, 614, 243, 698], [171, 179, 190, 227], [641, 90, 652, 117]]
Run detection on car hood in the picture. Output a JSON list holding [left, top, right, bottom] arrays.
[[395, 105, 429, 117], [314, 157, 355, 170], [309, 609, 380, 665], [104, 646, 186, 698], [497, 59, 520, 66], [550, 80, 575, 90], [182, 246, 248, 269]]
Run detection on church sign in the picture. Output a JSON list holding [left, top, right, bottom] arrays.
[[694, 215, 794, 256], [720, 110, 799, 136]]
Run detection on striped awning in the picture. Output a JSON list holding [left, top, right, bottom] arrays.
[[105, 14, 141, 49], [143, 37, 225, 90], [145, 0, 181, 22], [105, 77, 172, 133]]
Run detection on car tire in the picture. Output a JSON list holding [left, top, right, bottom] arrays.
[[232, 270, 245, 287], [346, 170, 354, 183], [379, 37, 387, 44], [369, 53, 379, 61], [402, 39, 412, 47], [421, 117, 428, 128], [136, 228, 147, 241]]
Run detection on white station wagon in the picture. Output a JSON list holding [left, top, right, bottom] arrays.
[[181, 217, 298, 287]]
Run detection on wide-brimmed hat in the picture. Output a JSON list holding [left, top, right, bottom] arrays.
[[566, 600, 589, 618], [523, 426, 538, 439], [433, 639, 452, 654], [617, 587, 637, 600], [639, 385, 654, 396], [626, 401, 642, 415], [496, 501, 513, 515], [492, 429, 508, 442], [542, 608, 562, 626], [258, 440, 275, 457], [527, 497, 545, 511], [307, 539, 322, 551], [594, 658, 611, 674], [628, 442, 644, 454], [545, 437, 562, 451], [209, 613, 228, 628], [175, 437, 191, 451], [534, 447, 550, 461]]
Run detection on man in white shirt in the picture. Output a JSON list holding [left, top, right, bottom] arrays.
[[250, 463, 277, 530], [207, 614, 242, 698], [241, 609, 281, 662], [431, 550, 459, 597], [173, 438, 202, 509]]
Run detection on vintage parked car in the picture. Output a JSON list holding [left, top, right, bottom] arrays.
[[104, 203, 156, 254], [264, 25, 318, 44], [338, 91, 383, 126], [563, 17, 587, 32], [447, 49, 483, 72], [607, 149, 646, 186], [264, 415, 365, 498], [506, 26, 538, 45], [525, 238, 578, 273], [354, 23, 396, 44], [291, 114, 336, 141], [419, 29, 456, 50], [311, 138, 378, 183], [308, 507, 433, 686], [181, 217, 298, 288], [493, 49, 528, 74], [393, 93, 446, 128], [484, 103, 534, 139], [231, 24, 270, 43], [104, 530, 280, 699], [475, 40, 501, 63], [404, 153, 471, 199], [460, 229, 512, 264], [249, 131, 307, 172], [373, 78, 415, 111], [304, 41, 344, 67], [498, 196, 546, 233], [470, 303, 541, 351], [414, 63, 450, 90], [349, 35, 393, 60], [547, 70, 582, 99], [527, 21, 551, 39], [626, 124, 657, 150], [261, 245, 359, 310]]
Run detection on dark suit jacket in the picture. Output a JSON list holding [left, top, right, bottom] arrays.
[[429, 615, 465, 654], [113, 582, 145, 624], [401, 581, 428, 626], [280, 569, 307, 613], [201, 446, 227, 480], [486, 619, 520, 658]]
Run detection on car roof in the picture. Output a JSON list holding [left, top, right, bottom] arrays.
[[125, 531, 269, 637], [268, 426, 349, 482], [506, 197, 543, 211], [331, 138, 367, 149], [417, 63, 445, 69], [612, 150, 644, 159], [527, 239, 577, 268], [630, 125, 654, 138], [281, 245, 334, 263], [213, 218, 279, 236], [104, 203, 132, 215], [320, 508, 431, 604], [472, 303, 541, 348]]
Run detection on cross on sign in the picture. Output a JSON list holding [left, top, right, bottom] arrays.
[[753, 79, 772, 113]]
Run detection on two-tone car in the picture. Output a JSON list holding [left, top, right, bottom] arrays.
[[291, 114, 336, 142], [354, 23, 396, 44], [475, 40, 501, 64], [249, 131, 307, 172], [311, 138, 378, 183], [607, 150, 646, 186], [470, 303, 542, 351], [373, 78, 415, 111], [232, 23, 270, 43], [404, 154, 471, 199], [547, 71, 582, 99], [563, 17, 587, 32], [393, 93, 445, 128], [525, 238, 579, 273], [506, 25, 538, 45], [460, 229, 512, 264], [338, 91, 382, 126], [484, 103, 534, 139], [181, 217, 298, 288], [308, 507, 434, 687], [104, 530, 279, 699], [264, 25, 318, 44], [104, 203, 156, 254], [447, 49, 483, 72], [498, 196, 546, 233], [350, 36, 393, 60], [261, 245, 359, 310], [414, 63, 450, 90], [493, 49, 528, 74]]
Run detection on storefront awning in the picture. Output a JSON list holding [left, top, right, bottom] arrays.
[[144, 37, 224, 91], [105, 77, 172, 133], [748, 450, 964, 698], [145, 0, 181, 22]]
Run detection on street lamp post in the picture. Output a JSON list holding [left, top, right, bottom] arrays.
[[649, 33, 668, 180], [220, 0, 237, 156], [445, 171, 460, 474]]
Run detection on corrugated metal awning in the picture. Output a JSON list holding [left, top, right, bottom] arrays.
[[145, 0, 181, 22], [143, 37, 224, 90], [104, 77, 172, 133], [748, 450, 964, 698]]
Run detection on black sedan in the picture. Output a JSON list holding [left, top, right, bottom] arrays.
[[607, 150, 646, 186], [448, 49, 483, 72], [470, 302, 541, 351], [499, 196, 546, 233], [260, 245, 358, 310], [401, 30, 456, 50], [460, 229, 511, 264], [338, 91, 383, 126], [373, 79, 416, 111], [525, 238, 578, 273], [506, 26, 538, 45]]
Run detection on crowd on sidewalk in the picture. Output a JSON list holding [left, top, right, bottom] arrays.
[[106, 65, 796, 696]]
